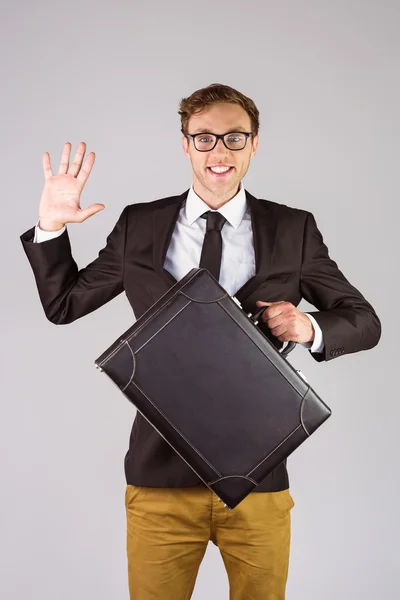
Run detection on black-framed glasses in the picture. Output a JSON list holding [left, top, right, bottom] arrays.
[[184, 131, 253, 152]]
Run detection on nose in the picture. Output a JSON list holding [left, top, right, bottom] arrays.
[[215, 137, 227, 150], [210, 137, 230, 158]]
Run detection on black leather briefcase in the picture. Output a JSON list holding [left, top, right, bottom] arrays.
[[94, 268, 331, 509]]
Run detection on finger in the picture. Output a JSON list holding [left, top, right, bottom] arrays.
[[256, 301, 278, 308], [42, 152, 53, 179], [256, 301, 273, 307], [265, 313, 285, 329], [58, 142, 72, 175], [277, 333, 292, 342], [68, 141, 87, 177], [263, 303, 287, 322], [76, 152, 96, 186], [270, 324, 288, 338], [256, 305, 279, 325], [75, 204, 105, 222]]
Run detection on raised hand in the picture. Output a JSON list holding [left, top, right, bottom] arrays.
[[38, 141, 105, 231]]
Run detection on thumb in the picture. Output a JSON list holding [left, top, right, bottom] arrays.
[[256, 300, 285, 307], [76, 204, 105, 222]]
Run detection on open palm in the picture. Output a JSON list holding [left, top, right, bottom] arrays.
[[38, 141, 104, 228]]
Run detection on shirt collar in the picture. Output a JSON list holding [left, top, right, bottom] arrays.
[[185, 183, 247, 229]]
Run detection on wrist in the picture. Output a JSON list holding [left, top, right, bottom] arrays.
[[38, 218, 65, 232], [304, 314, 315, 343]]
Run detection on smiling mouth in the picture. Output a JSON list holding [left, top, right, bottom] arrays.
[[207, 166, 234, 177]]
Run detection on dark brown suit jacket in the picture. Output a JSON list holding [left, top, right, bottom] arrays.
[[20, 188, 381, 492]]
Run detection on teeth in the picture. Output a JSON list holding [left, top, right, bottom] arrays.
[[210, 166, 231, 173]]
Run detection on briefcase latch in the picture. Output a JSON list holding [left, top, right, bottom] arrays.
[[296, 369, 308, 383], [232, 296, 242, 309], [232, 296, 264, 322]]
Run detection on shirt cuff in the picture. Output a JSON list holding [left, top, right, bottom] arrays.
[[301, 313, 324, 353], [34, 219, 66, 243]]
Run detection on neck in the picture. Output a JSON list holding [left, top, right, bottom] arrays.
[[192, 181, 241, 210]]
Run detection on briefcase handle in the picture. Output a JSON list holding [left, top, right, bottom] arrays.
[[249, 306, 297, 358]]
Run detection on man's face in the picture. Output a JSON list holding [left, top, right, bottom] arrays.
[[182, 103, 259, 203]]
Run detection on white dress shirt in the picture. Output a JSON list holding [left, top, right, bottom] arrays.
[[34, 184, 324, 353]]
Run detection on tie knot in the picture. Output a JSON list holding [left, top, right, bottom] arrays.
[[201, 211, 227, 232]]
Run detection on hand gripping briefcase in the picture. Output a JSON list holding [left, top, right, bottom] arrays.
[[94, 268, 331, 509]]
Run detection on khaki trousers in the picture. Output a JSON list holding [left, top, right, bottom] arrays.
[[125, 484, 294, 599]]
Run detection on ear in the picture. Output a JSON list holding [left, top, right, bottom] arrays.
[[182, 135, 190, 159], [250, 134, 259, 159]]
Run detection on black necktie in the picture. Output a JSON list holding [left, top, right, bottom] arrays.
[[199, 211, 227, 281]]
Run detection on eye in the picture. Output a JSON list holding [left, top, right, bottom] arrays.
[[227, 134, 243, 143], [198, 136, 213, 143]]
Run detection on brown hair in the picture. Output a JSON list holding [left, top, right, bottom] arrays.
[[178, 83, 260, 136]]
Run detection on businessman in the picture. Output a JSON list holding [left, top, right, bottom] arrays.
[[20, 83, 381, 600]]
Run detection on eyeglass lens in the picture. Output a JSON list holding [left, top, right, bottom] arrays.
[[194, 133, 247, 151]]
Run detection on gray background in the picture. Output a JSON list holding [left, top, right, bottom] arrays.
[[1, 0, 398, 598]]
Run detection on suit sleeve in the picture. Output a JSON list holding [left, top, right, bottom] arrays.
[[34, 221, 66, 242], [19, 206, 129, 324], [300, 211, 381, 362]]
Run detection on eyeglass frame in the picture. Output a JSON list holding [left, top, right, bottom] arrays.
[[183, 130, 254, 152]]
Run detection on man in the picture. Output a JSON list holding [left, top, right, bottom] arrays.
[[20, 83, 381, 599]]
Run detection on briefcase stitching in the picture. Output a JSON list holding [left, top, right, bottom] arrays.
[[97, 270, 201, 366], [127, 301, 192, 359], [246, 424, 303, 476], [208, 474, 258, 485], [131, 406, 223, 492], [178, 289, 229, 303], [121, 341, 136, 391], [103, 300, 192, 367], [299, 395, 311, 436], [127, 379, 223, 476]]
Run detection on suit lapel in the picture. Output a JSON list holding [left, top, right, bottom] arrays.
[[152, 189, 189, 286], [152, 188, 279, 305], [234, 191, 278, 305]]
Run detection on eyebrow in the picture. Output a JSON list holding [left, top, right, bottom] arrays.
[[191, 126, 248, 134]]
